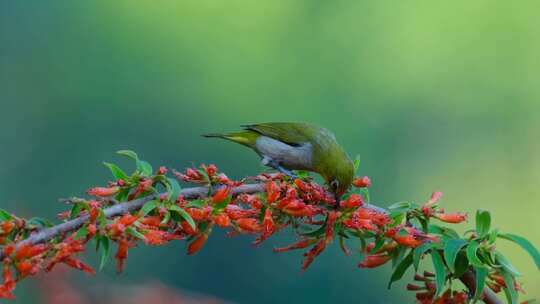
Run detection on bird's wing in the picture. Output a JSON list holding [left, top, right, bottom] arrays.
[[242, 122, 315, 147]]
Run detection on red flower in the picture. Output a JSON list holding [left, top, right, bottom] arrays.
[[353, 176, 371, 188], [87, 186, 119, 197], [0, 221, 14, 235], [62, 257, 95, 275], [157, 166, 168, 175], [339, 194, 364, 209], [187, 234, 208, 255], [263, 208, 274, 236], [266, 181, 281, 204], [212, 187, 230, 204], [15, 244, 47, 260], [16, 261, 38, 278], [273, 238, 317, 253], [236, 218, 262, 233], [435, 212, 467, 224], [203, 164, 217, 178], [180, 220, 198, 235], [2, 245, 15, 258], [358, 254, 391, 268], [302, 239, 326, 270], [144, 230, 171, 246], [139, 216, 163, 228], [116, 239, 130, 274], [213, 213, 231, 228], [186, 207, 211, 221]]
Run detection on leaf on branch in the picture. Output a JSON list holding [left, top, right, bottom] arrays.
[[475, 209, 491, 238], [499, 233, 540, 271]]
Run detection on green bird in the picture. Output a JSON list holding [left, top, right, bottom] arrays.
[[203, 122, 354, 198]]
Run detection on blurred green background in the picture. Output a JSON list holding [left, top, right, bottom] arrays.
[[1, 1, 539, 303]]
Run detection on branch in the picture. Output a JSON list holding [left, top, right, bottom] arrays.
[[0, 183, 500, 303], [1, 158, 535, 303]]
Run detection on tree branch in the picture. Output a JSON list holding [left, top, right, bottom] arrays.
[[0, 183, 501, 304]]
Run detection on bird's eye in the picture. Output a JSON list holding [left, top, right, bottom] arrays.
[[330, 179, 339, 190]]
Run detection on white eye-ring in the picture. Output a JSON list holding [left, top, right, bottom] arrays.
[[330, 179, 339, 190]]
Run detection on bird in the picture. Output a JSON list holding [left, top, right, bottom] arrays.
[[203, 122, 354, 198]]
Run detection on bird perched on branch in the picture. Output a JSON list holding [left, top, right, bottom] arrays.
[[203, 122, 354, 198]]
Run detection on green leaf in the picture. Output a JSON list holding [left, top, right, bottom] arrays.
[[126, 226, 145, 240], [137, 160, 153, 177], [501, 269, 518, 304], [488, 228, 499, 244], [370, 237, 386, 254], [388, 252, 413, 289], [103, 162, 129, 181], [70, 203, 85, 219], [167, 177, 182, 201], [98, 210, 107, 229], [117, 150, 138, 160], [353, 155, 361, 172], [475, 209, 491, 238], [140, 200, 158, 216], [431, 251, 447, 296], [499, 233, 540, 271], [453, 252, 469, 278], [473, 266, 488, 303], [26, 217, 54, 228], [169, 205, 196, 230], [99, 236, 110, 271], [161, 211, 171, 224], [466, 241, 484, 268], [413, 242, 433, 271], [387, 201, 412, 211], [0, 208, 13, 221], [443, 239, 468, 273], [186, 199, 206, 208], [74, 226, 88, 240], [495, 251, 521, 277], [213, 197, 231, 212]]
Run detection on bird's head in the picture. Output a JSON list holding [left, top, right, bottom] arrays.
[[325, 154, 355, 200]]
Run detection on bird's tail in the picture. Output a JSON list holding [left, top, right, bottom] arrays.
[[202, 131, 258, 147]]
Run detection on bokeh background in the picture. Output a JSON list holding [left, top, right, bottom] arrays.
[[1, 1, 539, 303]]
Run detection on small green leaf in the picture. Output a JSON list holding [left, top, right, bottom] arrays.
[[475, 210, 491, 238], [70, 203, 85, 219], [140, 200, 158, 216], [413, 242, 433, 271], [499, 233, 540, 271], [495, 251, 521, 277], [126, 226, 145, 240], [453, 252, 469, 278], [103, 162, 129, 180], [117, 150, 138, 160], [466, 241, 484, 268], [167, 177, 182, 201], [98, 210, 107, 229], [0, 208, 13, 221], [74, 226, 88, 240], [353, 155, 361, 172], [443, 239, 468, 273], [501, 269, 518, 304], [186, 199, 206, 208], [431, 251, 447, 296], [169, 205, 196, 230], [370, 237, 386, 254], [99, 236, 110, 271], [213, 197, 231, 212], [473, 266, 488, 303], [137, 160, 153, 177], [488, 228, 499, 244], [161, 211, 171, 224], [388, 252, 413, 289]]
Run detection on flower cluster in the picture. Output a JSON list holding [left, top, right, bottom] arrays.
[[0, 151, 538, 304]]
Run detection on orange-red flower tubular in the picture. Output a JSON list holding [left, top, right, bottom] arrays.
[[63, 257, 95, 275], [15, 244, 46, 260], [358, 254, 391, 268], [339, 194, 364, 209], [115, 239, 129, 274], [212, 187, 230, 204], [262, 208, 274, 236], [236, 218, 262, 233], [273, 238, 317, 253], [213, 213, 231, 228], [87, 186, 119, 197], [187, 234, 208, 255], [265, 181, 281, 204], [435, 212, 467, 224], [352, 176, 371, 188]]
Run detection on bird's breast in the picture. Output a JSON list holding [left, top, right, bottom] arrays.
[[255, 136, 313, 170]]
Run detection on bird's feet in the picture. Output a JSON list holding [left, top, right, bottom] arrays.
[[261, 156, 298, 180]]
